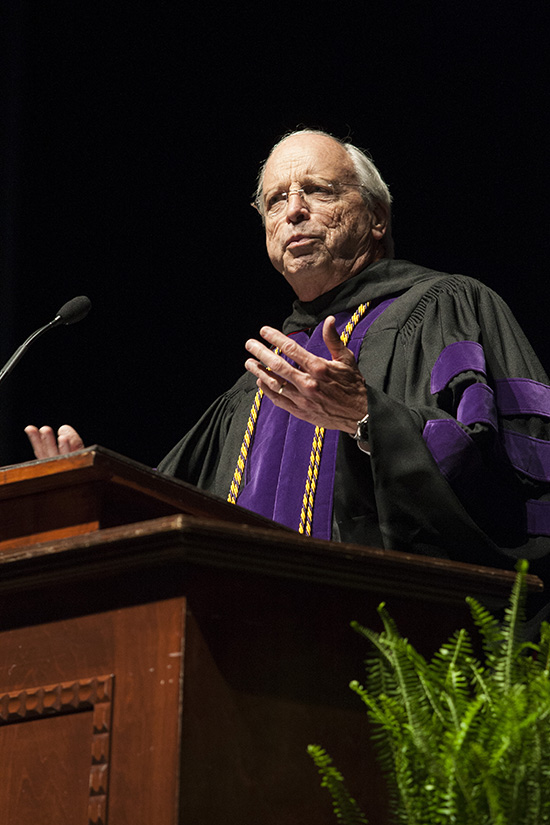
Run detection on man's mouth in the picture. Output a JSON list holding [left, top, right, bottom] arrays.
[[285, 235, 318, 250]]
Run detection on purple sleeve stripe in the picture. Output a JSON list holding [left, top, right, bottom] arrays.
[[457, 383, 498, 429], [431, 341, 486, 394], [526, 499, 550, 536], [501, 429, 550, 482], [496, 377, 550, 418], [423, 418, 475, 479]]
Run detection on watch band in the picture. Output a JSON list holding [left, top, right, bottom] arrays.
[[350, 412, 370, 443]]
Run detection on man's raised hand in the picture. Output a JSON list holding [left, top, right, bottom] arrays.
[[244, 316, 368, 433]]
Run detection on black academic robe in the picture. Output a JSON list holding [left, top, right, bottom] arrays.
[[159, 259, 550, 597]]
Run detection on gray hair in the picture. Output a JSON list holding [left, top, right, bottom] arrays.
[[253, 128, 394, 257]]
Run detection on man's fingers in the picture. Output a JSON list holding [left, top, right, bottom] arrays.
[[57, 424, 84, 454], [24, 425, 58, 459], [322, 316, 355, 363], [255, 326, 314, 370], [244, 335, 302, 385], [24, 423, 84, 459], [23, 425, 42, 456], [256, 320, 354, 368]]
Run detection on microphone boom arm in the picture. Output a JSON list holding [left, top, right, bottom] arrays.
[[0, 296, 91, 387]]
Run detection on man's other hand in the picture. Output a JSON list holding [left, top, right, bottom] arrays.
[[24, 424, 84, 459]]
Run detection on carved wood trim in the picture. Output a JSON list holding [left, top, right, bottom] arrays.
[[0, 675, 114, 825]]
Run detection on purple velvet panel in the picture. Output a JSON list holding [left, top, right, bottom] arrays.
[[237, 298, 396, 538], [457, 383, 498, 429], [236, 396, 298, 523], [271, 416, 339, 537], [501, 430, 550, 483], [423, 419, 480, 481], [496, 377, 550, 417], [431, 341, 486, 394]]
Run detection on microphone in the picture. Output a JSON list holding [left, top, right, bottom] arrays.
[[0, 296, 92, 386], [53, 295, 92, 326]]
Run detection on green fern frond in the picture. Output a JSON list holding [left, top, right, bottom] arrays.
[[465, 594, 504, 663], [307, 745, 369, 825], [537, 621, 550, 674], [498, 559, 529, 691], [355, 606, 434, 754]]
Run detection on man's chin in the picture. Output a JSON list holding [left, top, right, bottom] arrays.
[[283, 268, 340, 302]]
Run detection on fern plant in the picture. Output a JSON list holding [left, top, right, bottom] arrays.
[[309, 560, 550, 824]]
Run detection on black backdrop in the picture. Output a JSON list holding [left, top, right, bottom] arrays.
[[2, 2, 549, 468]]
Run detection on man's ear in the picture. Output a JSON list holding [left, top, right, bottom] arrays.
[[371, 202, 389, 240]]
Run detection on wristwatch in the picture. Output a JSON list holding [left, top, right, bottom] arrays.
[[350, 412, 370, 454]]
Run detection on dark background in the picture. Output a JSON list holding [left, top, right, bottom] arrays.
[[2, 2, 549, 468]]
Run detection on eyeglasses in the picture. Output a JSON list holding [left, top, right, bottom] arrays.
[[254, 180, 366, 218]]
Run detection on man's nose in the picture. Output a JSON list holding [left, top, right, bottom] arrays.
[[285, 191, 309, 223]]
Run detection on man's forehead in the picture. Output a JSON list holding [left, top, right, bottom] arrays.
[[263, 135, 354, 187]]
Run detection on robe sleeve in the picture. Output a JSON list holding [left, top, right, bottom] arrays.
[[361, 275, 550, 572], [157, 372, 258, 499]]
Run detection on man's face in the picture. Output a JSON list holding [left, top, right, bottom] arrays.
[[261, 134, 387, 301]]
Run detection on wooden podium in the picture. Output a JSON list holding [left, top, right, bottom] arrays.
[[0, 447, 542, 825]]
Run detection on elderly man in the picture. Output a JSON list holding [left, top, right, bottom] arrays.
[[26, 129, 550, 587]]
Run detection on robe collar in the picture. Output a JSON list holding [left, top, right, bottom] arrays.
[[282, 259, 443, 334]]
